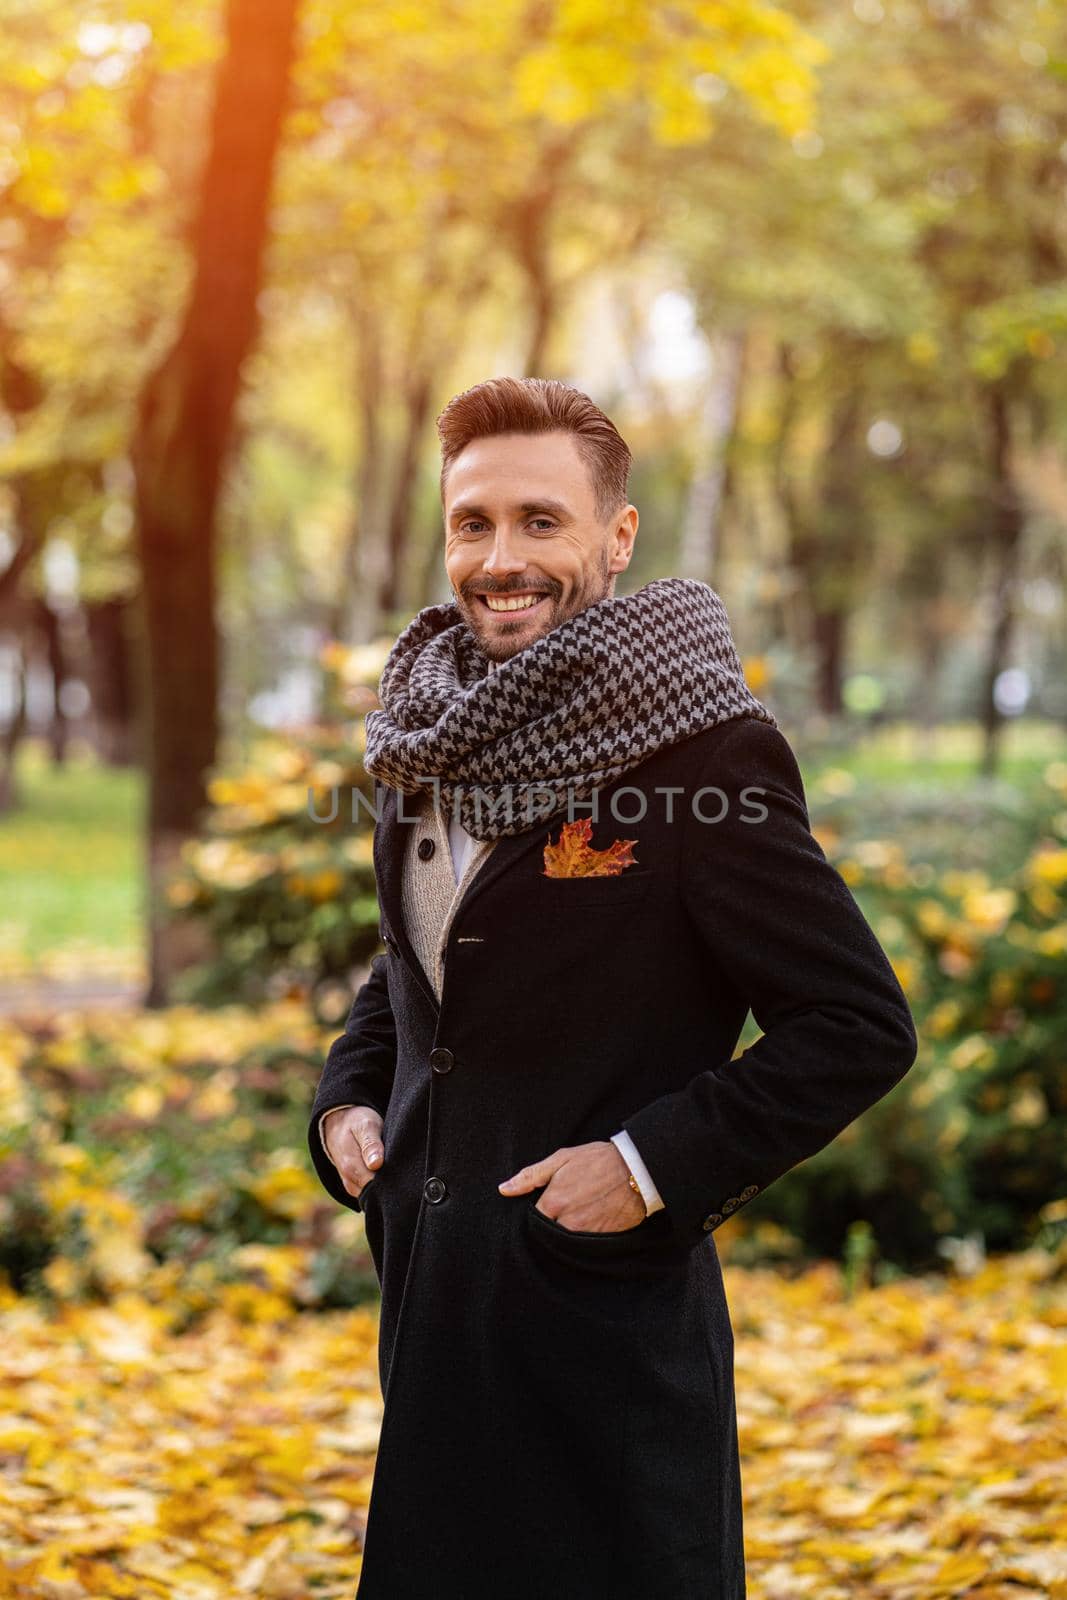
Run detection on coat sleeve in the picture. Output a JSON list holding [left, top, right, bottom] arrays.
[[620, 715, 918, 1248], [307, 951, 397, 1212]]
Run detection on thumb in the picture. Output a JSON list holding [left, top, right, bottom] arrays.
[[359, 1126, 385, 1169], [499, 1153, 556, 1194]]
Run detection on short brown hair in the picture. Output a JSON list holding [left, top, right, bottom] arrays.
[[436, 376, 632, 523]]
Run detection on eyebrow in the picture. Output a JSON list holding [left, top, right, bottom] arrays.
[[448, 497, 573, 523]]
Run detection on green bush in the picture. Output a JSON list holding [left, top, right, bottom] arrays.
[[736, 755, 1067, 1265], [169, 642, 390, 1017], [0, 1003, 381, 1322]]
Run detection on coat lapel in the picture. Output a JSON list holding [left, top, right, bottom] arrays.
[[448, 820, 546, 924], [373, 780, 548, 1011]]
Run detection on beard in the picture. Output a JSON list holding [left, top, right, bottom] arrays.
[[454, 544, 614, 663]]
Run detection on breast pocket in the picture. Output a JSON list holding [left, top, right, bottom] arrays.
[[538, 868, 654, 910]]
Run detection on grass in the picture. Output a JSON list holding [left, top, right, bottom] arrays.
[[800, 715, 1065, 789], [0, 739, 143, 973]]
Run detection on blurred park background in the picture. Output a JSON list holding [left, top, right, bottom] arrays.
[[1, 1, 1066, 1595]]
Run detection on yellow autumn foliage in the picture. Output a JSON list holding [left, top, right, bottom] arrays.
[[0, 1248, 1062, 1598]]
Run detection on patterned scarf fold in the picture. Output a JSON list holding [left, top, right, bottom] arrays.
[[362, 577, 777, 841]]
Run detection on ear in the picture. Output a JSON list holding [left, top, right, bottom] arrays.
[[608, 506, 639, 574]]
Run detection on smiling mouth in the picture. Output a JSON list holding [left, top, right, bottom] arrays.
[[478, 592, 550, 616]]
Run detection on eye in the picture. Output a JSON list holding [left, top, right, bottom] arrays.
[[529, 518, 556, 531], [459, 520, 488, 535]]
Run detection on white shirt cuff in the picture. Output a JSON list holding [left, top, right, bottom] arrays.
[[611, 1130, 665, 1214], [319, 1104, 357, 1169]]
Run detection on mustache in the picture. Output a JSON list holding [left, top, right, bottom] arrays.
[[460, 580, 562, 601]]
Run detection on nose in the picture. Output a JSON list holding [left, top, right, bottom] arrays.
[[481, 528, 528, 581]]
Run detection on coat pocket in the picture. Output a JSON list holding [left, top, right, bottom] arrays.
[[538, 869, 654, 909], [524, 1198, 682, 1280]]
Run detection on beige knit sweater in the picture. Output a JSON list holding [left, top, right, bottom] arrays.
[[398, 786, 496, 1002]]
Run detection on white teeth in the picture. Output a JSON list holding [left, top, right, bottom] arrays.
[[485, 594, 542, 612]]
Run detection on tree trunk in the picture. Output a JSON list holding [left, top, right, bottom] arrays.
[[677, 329, 747, 585], [0, 651, 27, 815], [36, 599, 71, 765], [130, 0, 299, 1006], [1, 315, 63, 793], [512, 136, 577, 378], [913, 607, 946, 766], [379, 367, 436, 620], [85, 597, 139, 766], [523, 276, 554, 380], [782, 360, 864, 721], [516, 189, 555, 379], [768, 341, 808, 663], [0, 529, 40, 815], [342, 273, 454, 639], [340, 305, 390, 645], [978, 382, 1025, 778], [811, 608, 847, 719]]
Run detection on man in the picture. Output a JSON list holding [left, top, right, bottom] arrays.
[[307, 376, 918, 1600]]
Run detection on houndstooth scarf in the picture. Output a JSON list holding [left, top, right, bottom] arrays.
[[362, 577, 778, 841]]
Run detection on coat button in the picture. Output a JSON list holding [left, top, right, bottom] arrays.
[[429, 1047, 454, 1074], [417, 837, 435, 860], [721, 1196, 739, 1214], [702, 1213, 723, 1232], [424, 1177, 448, 1204], [740, 1185, 759, 1202]]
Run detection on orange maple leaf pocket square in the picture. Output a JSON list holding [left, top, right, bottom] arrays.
[[542, 818, 639, 879]]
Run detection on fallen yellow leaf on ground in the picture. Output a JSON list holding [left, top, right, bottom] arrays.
[[0, 1249, 1063, 1598]]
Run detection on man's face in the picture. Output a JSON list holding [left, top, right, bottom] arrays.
[[443, 430, 638, 662]]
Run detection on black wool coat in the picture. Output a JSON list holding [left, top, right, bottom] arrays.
[[307, 714, 919, 1600]]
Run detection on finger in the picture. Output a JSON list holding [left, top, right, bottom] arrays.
[[339, 1122, 382, 1197], [357, 1128, 384, 1170], [324, 1108, 381, 1160], [498, 1149, 566, 1194], [351, 1112, 385, 1170], [339, 1155, 375, 1199]]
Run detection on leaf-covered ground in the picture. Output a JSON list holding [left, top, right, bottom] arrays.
[[1, 1250, 1063, 1599]]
